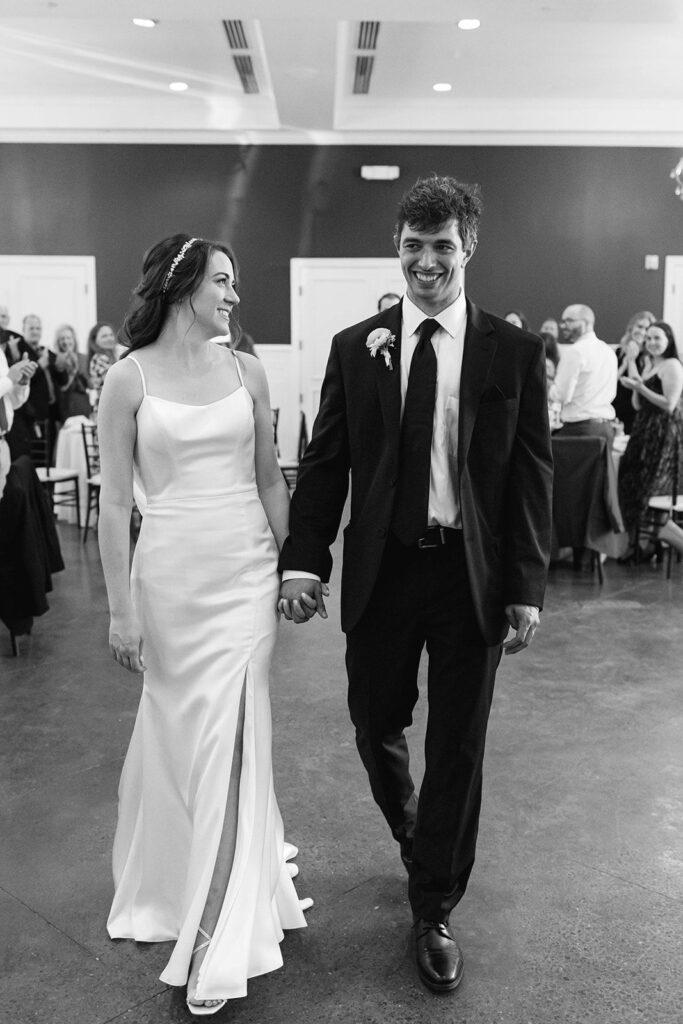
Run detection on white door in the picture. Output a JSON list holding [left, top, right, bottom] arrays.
[[291, 258, 404, 432], [0, 255, 97, 353], [663, 256, 683, 356]]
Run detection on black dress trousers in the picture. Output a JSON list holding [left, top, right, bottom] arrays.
[[345, 532, 502, 922]]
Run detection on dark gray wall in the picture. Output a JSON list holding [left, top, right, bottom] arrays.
[[1, 143, 681, 344]]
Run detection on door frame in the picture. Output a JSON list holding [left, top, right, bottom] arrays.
[[0, 254, 97, 352], [290, 257, 404, 433], [663, 255, 683, 355]]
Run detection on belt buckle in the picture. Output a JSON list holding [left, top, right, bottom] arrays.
[[417, 527, 445, 549]]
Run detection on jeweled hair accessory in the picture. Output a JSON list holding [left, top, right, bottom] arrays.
[[162, 238, 198, 294]]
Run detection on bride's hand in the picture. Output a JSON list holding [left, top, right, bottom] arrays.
[[109, 616, 146, 673], [278, 579, 329, 623]]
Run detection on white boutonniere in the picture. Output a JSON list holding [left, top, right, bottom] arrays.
[[366, 327, 396, 370]]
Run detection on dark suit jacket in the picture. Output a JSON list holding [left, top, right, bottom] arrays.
[[279, 299, 554, 645]]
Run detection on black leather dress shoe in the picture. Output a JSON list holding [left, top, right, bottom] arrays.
[[413, 919, 464, 993]]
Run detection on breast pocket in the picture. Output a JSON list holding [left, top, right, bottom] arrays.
[[476, 396, 519, 420]]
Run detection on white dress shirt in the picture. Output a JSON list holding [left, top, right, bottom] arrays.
[[549, 331, 617, 422], [0, 347, 30, 498], [401, 291, 466, 530], [0, 347, 29, 431]]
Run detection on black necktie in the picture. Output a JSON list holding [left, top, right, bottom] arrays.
[[391, 318, 439, 545]]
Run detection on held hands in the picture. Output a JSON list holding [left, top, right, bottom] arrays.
[[278, 579, 329, 624], [109, 615, 146, 673], [503, 604, 540, 655]]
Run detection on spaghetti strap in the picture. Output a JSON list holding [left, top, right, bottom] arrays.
[[232, 351, 245, 388], [128, 356, 148, 396]]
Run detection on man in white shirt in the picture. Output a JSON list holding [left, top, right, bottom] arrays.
[[550, 305, 617, 440], [277, 175, 553, 994], [0, 334, 37, 499]]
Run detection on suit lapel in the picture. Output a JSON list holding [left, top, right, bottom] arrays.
[[374, 301, 403, 436], [459, 300, 497, 464]]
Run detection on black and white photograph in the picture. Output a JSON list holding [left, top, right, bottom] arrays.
[[1, 3, 682, 1022]]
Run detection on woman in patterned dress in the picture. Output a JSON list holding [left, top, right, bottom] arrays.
[[618, 321, 683, 558]]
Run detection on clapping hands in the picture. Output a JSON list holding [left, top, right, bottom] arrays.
[[8, 355, 38, 386]]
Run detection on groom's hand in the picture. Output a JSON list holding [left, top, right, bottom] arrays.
[[278, 579, 329, 624], [503, 604, 540, 655]]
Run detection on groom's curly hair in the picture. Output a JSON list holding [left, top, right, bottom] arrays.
[[394, 175, 483, 253]]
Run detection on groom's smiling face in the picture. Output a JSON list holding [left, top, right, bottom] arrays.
[[397, 217, 475, 316]]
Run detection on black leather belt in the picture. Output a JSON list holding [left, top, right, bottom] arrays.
[[416, 526, 461, 549]]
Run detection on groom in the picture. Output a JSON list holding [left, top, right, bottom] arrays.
[[278, 175, 553, 992]]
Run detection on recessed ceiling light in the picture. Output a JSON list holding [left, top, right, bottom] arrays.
[[132, 18, 157, 29], [169, 82, 189, 92], [458, 19, 481, 31], [433, 83, 452, 93]]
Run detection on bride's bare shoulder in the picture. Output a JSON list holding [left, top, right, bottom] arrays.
[[100, 355, 145, 406]]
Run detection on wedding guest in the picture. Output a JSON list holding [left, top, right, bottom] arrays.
[[54, 324, 91, 421], [377, 292, 401, 313], [614, 310, 656, 433], [541, 332, 562, 431], [6, 315, 64, 461], [0, 305, 23, 343], [0, 311, 28, 373], [617, 321, 683, 560], [504, 309, 528, 330], [550, 305, 617, 440], [541, 331, 560, 375], [87, 322, 118, 401], [0, 337, 36, 498], [539, 317, 560, 341]]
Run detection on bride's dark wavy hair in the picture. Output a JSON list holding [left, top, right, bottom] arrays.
[[119, 234, 240, 354]]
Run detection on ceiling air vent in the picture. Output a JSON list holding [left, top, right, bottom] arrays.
[[353, 21, 380, 95], [357, 22, 380, 51], [224, 20, 248, 50], [223, 20, 259, 94]]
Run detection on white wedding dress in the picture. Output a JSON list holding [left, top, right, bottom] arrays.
[[107, 353, 308, 1001]]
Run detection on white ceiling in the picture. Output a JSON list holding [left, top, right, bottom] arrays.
[[1, 0, 682, 146]]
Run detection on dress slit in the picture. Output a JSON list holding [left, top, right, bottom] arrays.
[[193, 678, 247, 999]]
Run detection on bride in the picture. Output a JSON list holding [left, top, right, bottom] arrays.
[[97, 234, 312, 1014]]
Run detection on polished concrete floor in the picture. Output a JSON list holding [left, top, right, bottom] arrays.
[[1, 523, 682, 1024]]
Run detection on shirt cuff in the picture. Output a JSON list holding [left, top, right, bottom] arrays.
[[281, 570, 321, 582], [9, 383, 29, 409]]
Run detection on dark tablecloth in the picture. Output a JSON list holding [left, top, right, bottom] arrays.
[[551, 435, 625, 555]]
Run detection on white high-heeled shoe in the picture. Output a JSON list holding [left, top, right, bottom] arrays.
[[186, 926, 227, 1016]]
